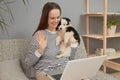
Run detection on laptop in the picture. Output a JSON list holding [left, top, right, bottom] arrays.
[[59, 55, 106, 80]]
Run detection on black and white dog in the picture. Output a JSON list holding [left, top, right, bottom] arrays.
[[56, 17, 80, 58]]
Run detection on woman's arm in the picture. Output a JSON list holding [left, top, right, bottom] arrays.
[[69, 44, 78, 60], [24, 31, 48, 67], [24, 33, 41, 67]]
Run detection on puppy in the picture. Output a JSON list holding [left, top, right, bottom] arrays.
[[56, 17, 80, 58]]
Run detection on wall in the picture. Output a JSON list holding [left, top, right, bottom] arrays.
[[0, 0, 120, 53], [0, 0, 86, 39]]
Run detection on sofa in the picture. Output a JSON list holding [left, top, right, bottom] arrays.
[[0, 37, 87, 80], [0, 39, 30, 80], [1, 38, 119, 80]]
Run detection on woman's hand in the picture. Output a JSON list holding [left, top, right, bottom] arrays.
[[36, 31, 48, 54], [58, 30, 65, 41]]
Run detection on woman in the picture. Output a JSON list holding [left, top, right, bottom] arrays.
[[22, 2, 78, 80]]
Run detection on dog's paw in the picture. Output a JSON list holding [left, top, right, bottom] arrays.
[[56, 41, 60, 46], [56, 36, 61, 46], [56, 55, 62, 59], [56, 51, 63, 58], [57, 51, 63, 55]]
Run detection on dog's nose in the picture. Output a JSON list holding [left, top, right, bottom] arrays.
[[60, 28, 62, 30]]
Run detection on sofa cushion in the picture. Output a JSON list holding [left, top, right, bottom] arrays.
[[0, 59, 29, 80]]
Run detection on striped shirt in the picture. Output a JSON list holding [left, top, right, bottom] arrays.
[[24, 29, 77, 76]]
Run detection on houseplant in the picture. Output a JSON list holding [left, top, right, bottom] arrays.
[[107, 16, 120, 36]]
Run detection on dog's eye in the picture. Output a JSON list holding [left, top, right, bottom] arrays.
[[63, 24, 66, 26]]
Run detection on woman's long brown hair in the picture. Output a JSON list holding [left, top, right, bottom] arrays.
[[33, 2, 61, 36]]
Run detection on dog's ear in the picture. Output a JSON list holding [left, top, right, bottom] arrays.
[[62, 17, 71, 25], [62, 17, 71, 22]]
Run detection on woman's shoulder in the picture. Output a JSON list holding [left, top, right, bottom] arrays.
[[33, 30, 45, 36]]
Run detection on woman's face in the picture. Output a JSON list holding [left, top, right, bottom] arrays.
[[48, 9, 61, 31]]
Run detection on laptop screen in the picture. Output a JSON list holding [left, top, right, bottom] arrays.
[[60, 55, 106, 80]]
